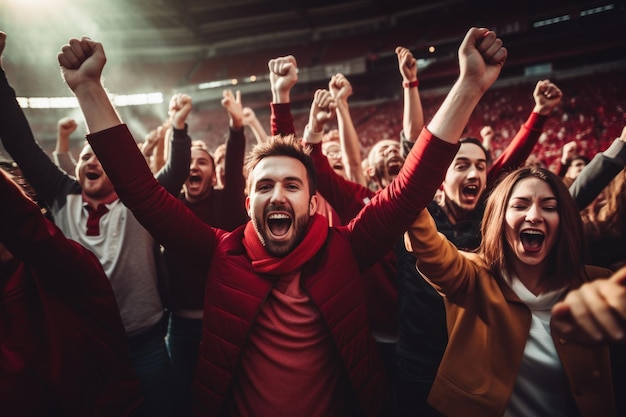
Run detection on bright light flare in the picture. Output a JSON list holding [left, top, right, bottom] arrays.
[[16, 92, 163, 109]]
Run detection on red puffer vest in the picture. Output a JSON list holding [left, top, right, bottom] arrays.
[[192, 226, 388, 416]]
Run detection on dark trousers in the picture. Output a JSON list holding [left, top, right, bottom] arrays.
[[128, 321, 174, 417], [393, 371, 444, 417], [166, 314, 202, 417]]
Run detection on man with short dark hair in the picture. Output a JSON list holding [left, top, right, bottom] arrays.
[[58, 27, 507, 416]]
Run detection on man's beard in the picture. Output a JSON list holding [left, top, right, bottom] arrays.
[[254, 209, 311, 257]]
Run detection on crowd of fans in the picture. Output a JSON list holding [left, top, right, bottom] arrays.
[[1, 22, 626, 417], [160, 67, 624, 175]]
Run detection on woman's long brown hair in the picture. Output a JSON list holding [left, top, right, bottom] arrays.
[[480, 167, 589, 289]]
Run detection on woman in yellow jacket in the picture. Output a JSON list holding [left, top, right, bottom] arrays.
[[405, 166, 624, 417]]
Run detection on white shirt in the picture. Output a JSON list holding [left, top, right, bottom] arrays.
[[503, 273, 580, 417]]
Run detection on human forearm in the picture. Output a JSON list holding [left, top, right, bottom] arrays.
[[487, 112, 547, 187], [0, 69, 72, 204], [55, 133, 71, 153], [72, 82, 122, 133], [404, 209, 475, 296], [155, 126, 191, 195], [402, 87, 424, 142], [336, 102, 367, 186], [570, 138, 626, 210], [223, 127, 246, 191], [350, 131, 459, 269], [427, 81, 484, 143], [247, 117, 269, 144], [152, 129, 167, 173], [52, 151, 77, 176]]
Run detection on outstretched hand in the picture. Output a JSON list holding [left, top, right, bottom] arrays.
[[458, 28, 507, 94], [552, 266, 626, 344], [58, 37, 106, 93]]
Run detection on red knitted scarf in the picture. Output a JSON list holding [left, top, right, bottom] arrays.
[[243, 213, 328, 275]]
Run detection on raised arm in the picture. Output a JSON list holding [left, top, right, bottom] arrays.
[[396, 46, 424, 143], [328, 73, 368, 187], [152, 125, 168, 174], [486, 79, 563, 187], [304, 88, 336, 141], [140, 124, 166, 174], [58, 36, 214, 263], [428, 29, 506, 142], [569, 126, 626, 210], [353, 27, 507, 268], [242, 106, 269, 144], [0, 32, 78, 206], [557, 141, 579, 178], [479, 125, 495, 157], [153, 93, 192, 194], [219, 89, 248, 228], [302, 87, 374, 223], [53, 117, 79, 175], [268, 55, 297, 136], [221, 89, 244, 132], [57, 37, 122, 132]]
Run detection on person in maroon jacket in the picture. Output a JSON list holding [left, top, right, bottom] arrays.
[[58, 27, 506, 416], [0, 166, 142, 417]]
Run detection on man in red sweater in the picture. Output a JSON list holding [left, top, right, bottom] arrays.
[[0, 166, 142, 417], [58, 27, 507, 416]]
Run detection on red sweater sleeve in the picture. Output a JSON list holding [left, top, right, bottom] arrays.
[[87, 124, 217, 272], [487, 112, 547, 187], [347, 128, 459, 271], [308, 142, 375, 225], [270, 102, 296, 136]]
